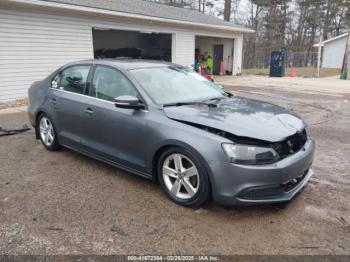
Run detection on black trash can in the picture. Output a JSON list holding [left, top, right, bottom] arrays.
[[269, 51, 285, 77]]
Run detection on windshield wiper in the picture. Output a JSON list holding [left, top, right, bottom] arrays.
[[224, 91, 234, 97], [163, 101, 218, 108], [208, 96, 226, 102], [206, 92, 233, 102]]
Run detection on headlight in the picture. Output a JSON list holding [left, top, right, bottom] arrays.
[[222, 143, 280, 165]]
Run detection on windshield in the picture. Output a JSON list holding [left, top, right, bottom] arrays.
[[130, 67, 226, 105]]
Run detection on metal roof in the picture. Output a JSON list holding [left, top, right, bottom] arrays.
[[313, 32, 349, 47], [42, 0, 252, 32]]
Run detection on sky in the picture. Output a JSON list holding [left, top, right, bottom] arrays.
[[204, 0, 251, 24], [206, 0, 298, 26]]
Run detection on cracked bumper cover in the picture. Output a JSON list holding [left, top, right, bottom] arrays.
[[209, 138, 315, 206]]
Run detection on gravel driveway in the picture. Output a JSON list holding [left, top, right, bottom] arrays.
[[0, 77, 349, 255]]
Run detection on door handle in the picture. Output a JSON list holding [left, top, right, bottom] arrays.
[[84, 108, 94, 114], [49, 97, 57, 104]]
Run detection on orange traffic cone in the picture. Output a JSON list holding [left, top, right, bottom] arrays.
[[290, 67, 297, 77], [220, 60, 225, 76]]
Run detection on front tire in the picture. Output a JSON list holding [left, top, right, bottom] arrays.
[[37, 114, 61, 151], [157, 147, 211, 207]]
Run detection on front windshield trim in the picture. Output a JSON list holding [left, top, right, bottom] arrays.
[[162, 96, 223, 107]]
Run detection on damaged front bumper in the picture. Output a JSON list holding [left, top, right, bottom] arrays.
[[209, 138, 315, 206]]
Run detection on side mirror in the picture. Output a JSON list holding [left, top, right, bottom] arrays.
[[114, 95, 145, 110], [51, 80, 58, 89]]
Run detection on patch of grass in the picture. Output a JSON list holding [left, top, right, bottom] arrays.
[[242, 67, 341, 78]]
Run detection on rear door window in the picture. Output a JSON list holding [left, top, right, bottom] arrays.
[[52, 65, 91, 94]]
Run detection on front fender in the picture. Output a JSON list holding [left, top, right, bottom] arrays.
[[148, 139, 218, 193]]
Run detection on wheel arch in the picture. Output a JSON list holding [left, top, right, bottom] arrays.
[[34, 109, 53, 139], [149, 140, 215, 194], [34, 110, 46, 139]]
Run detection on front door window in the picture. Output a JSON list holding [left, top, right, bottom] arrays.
[[91, 66, 137, 101]]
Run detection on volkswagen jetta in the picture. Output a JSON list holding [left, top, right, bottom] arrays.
[[28, 60, 315, 207]]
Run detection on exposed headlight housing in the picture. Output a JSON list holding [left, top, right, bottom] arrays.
[[222, 143, 280, 165]]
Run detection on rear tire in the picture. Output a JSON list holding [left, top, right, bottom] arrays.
[[37, 114, 61, 151], [157, 147, 210, 207]]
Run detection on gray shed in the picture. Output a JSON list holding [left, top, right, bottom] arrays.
[[314, 32, 350, 69]]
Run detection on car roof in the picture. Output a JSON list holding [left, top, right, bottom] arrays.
[[70, 59, 180, 70]]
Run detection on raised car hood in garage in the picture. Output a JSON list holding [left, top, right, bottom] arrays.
[[164, 96, 306, 142]]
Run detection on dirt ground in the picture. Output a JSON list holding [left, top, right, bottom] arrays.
[[0, 76, 349, 255]]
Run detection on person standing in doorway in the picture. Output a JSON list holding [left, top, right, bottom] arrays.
[[206, 55, 213, 74]]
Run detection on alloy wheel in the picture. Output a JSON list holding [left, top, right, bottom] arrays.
[[162, 153, 200, 200], [39, 117, 55, 147]]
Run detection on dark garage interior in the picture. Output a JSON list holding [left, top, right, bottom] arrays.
[[92, 28, 172, 61]]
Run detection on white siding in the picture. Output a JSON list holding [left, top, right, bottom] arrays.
[[0, 8, 93, 101], [0, 5, 243, 101], [172, 33, 195, 68], [322, 36, 347, 69]]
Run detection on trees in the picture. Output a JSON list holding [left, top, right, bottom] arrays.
[[242, 0, 350, 68], [144, 0, 350, 68], [242, 0, 292, 68], [321, 0, 349, 39], [224, 0, 232, 21]]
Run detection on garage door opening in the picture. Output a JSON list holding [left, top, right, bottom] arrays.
[[195, 36, 234, 75], [92, 28, 172, 62]]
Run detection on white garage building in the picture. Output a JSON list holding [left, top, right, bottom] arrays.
[[0, 0, 253, 102], [314, 32, 350, 69]]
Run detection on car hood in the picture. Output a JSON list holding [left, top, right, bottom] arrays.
[[164, 96, 306, 142]]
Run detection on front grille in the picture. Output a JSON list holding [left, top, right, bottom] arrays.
[[272, 129, 307, 159]]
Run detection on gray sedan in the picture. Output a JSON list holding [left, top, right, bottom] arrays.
[[28, 60, 315, 207]]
